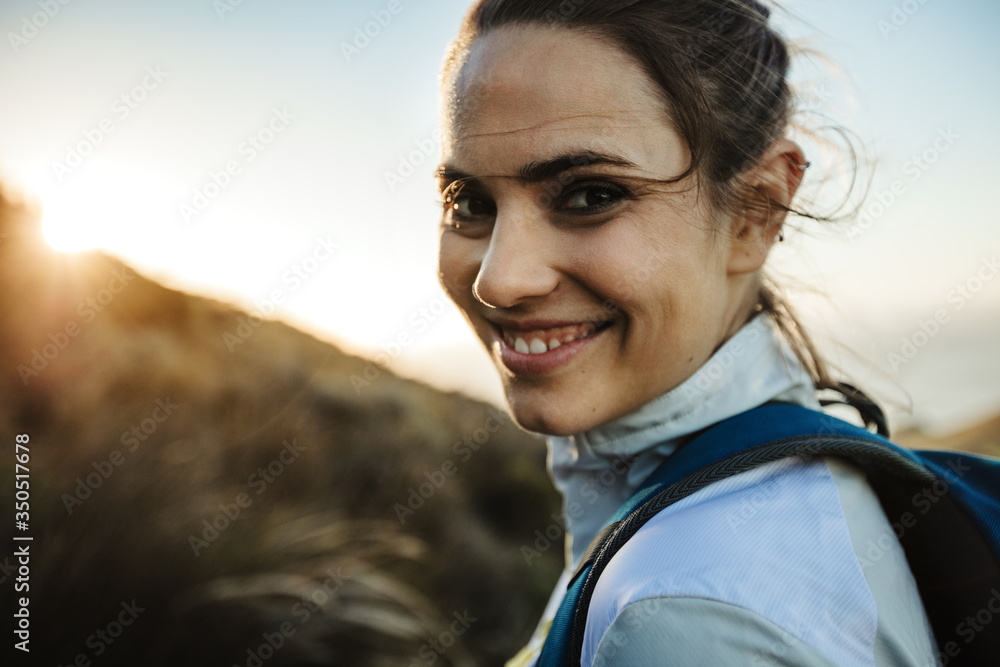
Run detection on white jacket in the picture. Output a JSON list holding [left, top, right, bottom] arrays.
[[508, 313, 939, 667]]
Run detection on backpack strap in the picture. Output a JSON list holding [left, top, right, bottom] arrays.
[[538, 403, 1000, 666]]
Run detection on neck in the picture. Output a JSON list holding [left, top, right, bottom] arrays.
[[544, 312, 820, 567]]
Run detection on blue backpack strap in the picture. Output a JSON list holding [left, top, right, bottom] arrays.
[[537, 403, 863, 667], [537, 403, 1000, 666], [912, 449, 1000, 547]]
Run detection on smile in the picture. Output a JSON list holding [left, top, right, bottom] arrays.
[[492, 319, 612, 376], [499, 322, 603, 354]]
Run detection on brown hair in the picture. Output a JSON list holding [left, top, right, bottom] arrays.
[[442, 0, 840, 390]]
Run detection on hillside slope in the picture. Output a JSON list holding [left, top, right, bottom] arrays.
[[894, 414, 1000, 457], [3, 188, 995, 665], [0, 190, 562, 666]]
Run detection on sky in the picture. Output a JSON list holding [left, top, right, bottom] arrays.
[[1, 0, 998, 435]]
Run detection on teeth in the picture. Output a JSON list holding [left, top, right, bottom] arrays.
[[504, 323, 606, 355]]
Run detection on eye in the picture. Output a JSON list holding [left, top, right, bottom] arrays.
[[440, 185, 496, 237], [556, 182, 631, 214], [449, 193, 496, 219]]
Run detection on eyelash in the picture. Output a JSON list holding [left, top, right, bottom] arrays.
[[439, 179, 633, 230], [555, 181, 632, 214]]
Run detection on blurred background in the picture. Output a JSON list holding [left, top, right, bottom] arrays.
[[0, 0, 998, 665], [2, 0, 999, 432]]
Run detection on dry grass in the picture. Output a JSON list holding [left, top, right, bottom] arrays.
[[0, 190, 562, 666]]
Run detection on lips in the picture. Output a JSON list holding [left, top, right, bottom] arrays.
[[488, 318, 612, 375], [499, 322, 602, 354]]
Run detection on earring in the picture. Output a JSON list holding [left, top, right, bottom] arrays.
[[778, 229, 785, 242], [797, 161, 811, 170]]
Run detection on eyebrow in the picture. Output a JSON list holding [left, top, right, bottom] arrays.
[[436, 150, 640, 190]]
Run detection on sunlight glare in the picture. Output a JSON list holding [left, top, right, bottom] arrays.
[[37, 163, 164, 257], [41, 198, 102, 253]]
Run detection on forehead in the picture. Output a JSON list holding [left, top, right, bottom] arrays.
[[442, 24, 680, 174]]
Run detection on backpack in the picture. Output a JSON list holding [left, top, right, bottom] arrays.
[[536, 400, 1000, 666]]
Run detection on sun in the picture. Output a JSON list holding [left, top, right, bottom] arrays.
[[35, 162, 173, 257], [41, 197, 102, 253]]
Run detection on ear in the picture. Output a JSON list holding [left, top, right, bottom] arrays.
[[727, 139, 807, 275]]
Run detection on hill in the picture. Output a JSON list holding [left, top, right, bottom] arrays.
[[3, 186, 995, 665], [0, 190, 562, 666], [894, 414, 1000, 458]]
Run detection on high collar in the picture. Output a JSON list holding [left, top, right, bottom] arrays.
[[544, 313, 821, 567]]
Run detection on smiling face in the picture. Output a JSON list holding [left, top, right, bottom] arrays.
[[437, 25, 773, 436]]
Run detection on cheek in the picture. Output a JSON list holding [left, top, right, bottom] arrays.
[[580, 223, 687, 316], [591, 223, 723, 337], [437, 234, 479, 306]]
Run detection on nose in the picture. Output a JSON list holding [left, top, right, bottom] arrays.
[[472, 212, 559, 309]]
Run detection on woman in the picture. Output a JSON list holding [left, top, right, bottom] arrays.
[[435, 1, 938, 665]]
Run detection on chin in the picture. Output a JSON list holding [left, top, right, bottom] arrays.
[[502, 388, 605, 437]]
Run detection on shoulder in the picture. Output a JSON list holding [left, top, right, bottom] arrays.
[[583, 456, 908, 666], [592, 597, 840, 667]]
